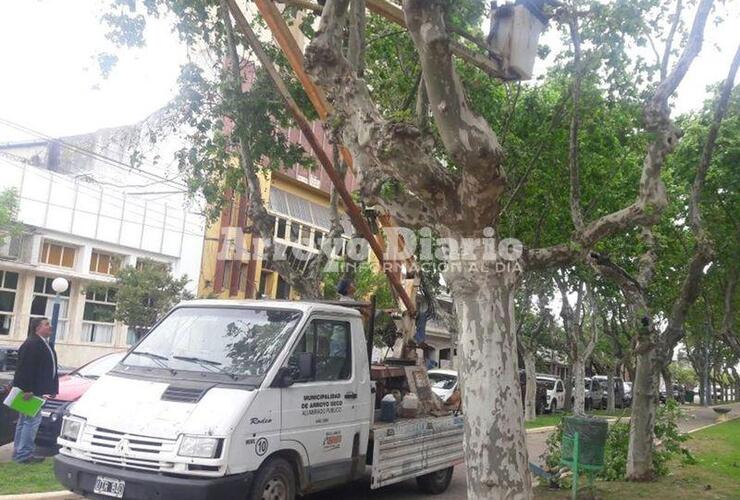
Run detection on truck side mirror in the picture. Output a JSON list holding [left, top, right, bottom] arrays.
[[298, 352, 315, 380]]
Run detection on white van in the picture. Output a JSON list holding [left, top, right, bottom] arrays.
[[535, 375, 565, 413], [54, 300, 463, 499]]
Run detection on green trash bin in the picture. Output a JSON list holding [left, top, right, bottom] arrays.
[[684, 390, 694, 404], [561, 416, 608, 499]]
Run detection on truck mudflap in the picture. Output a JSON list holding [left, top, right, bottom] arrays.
[[370, 415, 465, 489]]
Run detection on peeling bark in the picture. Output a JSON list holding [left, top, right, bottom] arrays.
[[450, 267, 532, 500], [627, 319, 659, 480], [523, 350, 538, 422], [572, 359, 587, 416]]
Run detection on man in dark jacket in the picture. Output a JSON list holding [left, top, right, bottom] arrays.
[[11, 317, 59, 463]]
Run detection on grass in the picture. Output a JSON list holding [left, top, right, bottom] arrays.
[[0, 459, 59, 495], [525, 408, 632, 429], [534, 417, 740, 499]]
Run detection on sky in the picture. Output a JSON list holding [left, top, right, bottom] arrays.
[[0, 0, 737, 144]]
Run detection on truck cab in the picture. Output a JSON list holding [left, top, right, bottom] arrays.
[[54, 300, 461, 500]]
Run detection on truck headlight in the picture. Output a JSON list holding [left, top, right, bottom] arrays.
[[60, 417, 84, 442], [178, 436, 221, 458]]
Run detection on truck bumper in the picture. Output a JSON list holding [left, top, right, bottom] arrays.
[[54, 454, 253, 500]]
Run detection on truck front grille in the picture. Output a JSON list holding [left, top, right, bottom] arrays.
[[78, 426, 177, 472]]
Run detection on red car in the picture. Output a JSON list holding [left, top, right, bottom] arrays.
[[36, 351, 126, 447]]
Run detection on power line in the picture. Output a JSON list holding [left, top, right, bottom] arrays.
[[0, 117, 189, 190]]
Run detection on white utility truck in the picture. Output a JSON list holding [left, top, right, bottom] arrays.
[[54, 300, 463, 500]]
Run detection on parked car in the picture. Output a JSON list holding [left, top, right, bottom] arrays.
[[573, 377, 598, 411], [428, 368, 458, 403], [659, 384, 684, 404], [0, 371, 18, 446], [519, 370, 549, 415], [536, 374, 565, 413], [592, 375, 625, 409], [35, 351, 127, 447], [0, 346, 19, 371]]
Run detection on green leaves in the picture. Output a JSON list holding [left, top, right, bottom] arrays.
[[0, 188, 22, 248], [107, 259, 193, 333]]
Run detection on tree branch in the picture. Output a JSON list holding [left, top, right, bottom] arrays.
[[402, 0, 506, 231], [568, 12, 585, 232], [305, 0, 461, 231], [661, 45, 739, 354], [661, 0, 683, 81], [349, 0, 366, 75], [689, 44, 740, 233], [530, 0, 715, 265]]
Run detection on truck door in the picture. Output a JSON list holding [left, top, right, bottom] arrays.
[[280, 316, 366, 485]]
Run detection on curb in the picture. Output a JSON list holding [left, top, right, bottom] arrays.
[[525, 416, 630, 434], [0, 492, 78, 500], [526, 425, 557, 434], [687, 414, 740, 435]]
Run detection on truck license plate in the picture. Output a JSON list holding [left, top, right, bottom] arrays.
[[93, 476, 125, 498]]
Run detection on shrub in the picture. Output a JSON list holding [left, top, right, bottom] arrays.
[[542, 400, 694, 483]]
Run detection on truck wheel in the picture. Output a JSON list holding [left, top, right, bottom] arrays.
[[416, 466, 454, 494], [250, 458, 296, 500]]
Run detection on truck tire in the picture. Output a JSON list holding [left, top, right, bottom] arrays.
[[416, 466, 454, 494], [250, 457, 296, 500]]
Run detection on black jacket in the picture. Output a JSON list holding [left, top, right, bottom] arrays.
[[12, 334, 59, 397]]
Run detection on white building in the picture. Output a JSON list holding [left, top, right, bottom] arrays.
[[0, 149, 204, 367]]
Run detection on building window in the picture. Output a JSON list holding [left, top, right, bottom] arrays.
[[276, 218, 287, 240], [82, 288, 117, 344], [258, 270, 272, 298], [40, 241, 76, 268], [300, 226, 312, 248], [313, 230, 324, 250], [276, 275, 290, 300], [90, 251, 122, 275], [30, 276, 71, 341], [0, 271, 19, 336]]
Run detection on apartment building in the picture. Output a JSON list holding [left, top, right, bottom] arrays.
[[0, 148, 204, 367]]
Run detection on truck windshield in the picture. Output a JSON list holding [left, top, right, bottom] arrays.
[[121, 307, 302, 382], [537, 379, 555, 390]]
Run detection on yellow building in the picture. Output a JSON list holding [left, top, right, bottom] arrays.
[[197, 124, 356, 300]]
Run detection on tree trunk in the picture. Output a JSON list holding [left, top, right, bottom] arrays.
[[572, 359, 586, 417], [451, 270, 532, 500], [662, 365, 674, 402], [564, 373, 574, 411], [607, 372, 616, 412], [523, 350, 538, 422], [703, 347, 711, 406], [626, 344, 659, 480], [698, 378, 705, 406]]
